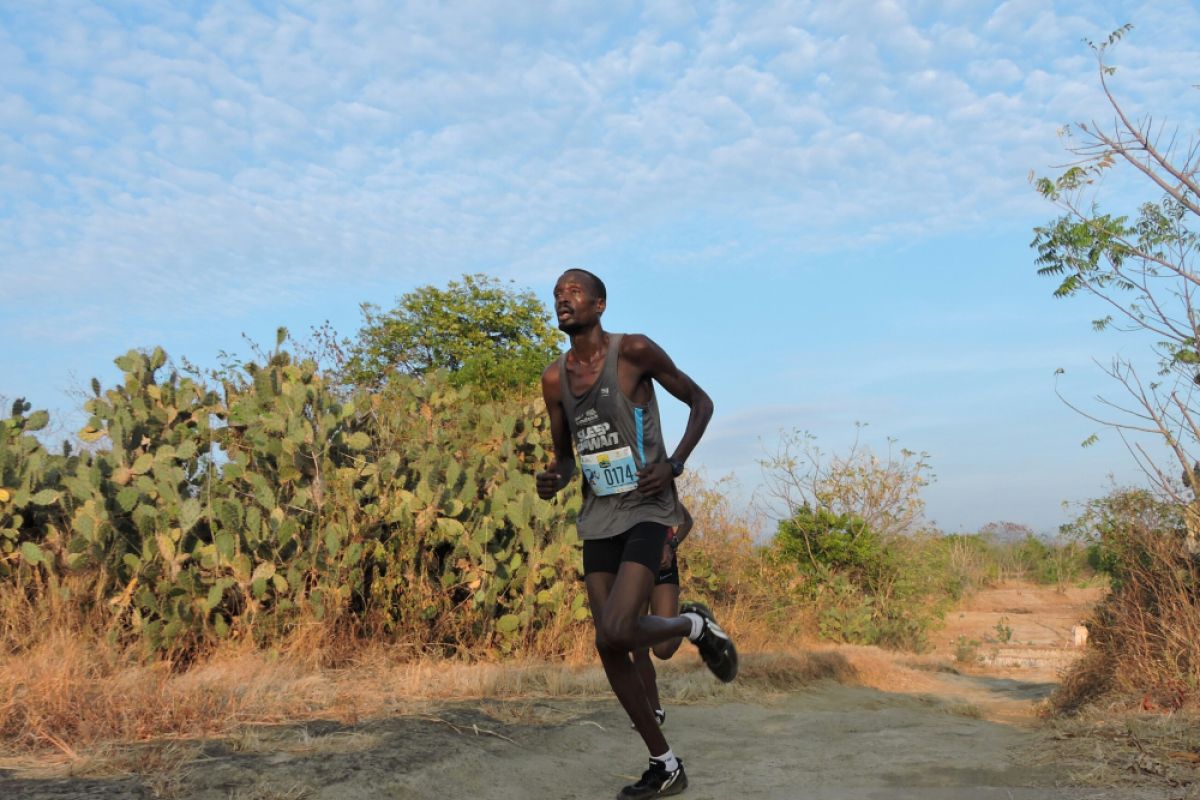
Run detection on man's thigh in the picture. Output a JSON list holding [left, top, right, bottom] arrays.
[[584, 522, 668, 627]]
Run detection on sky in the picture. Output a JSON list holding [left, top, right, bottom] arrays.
[[4, 0, 1200, 535]]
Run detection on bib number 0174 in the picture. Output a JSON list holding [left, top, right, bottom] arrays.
[[580, 446, 638, 496]]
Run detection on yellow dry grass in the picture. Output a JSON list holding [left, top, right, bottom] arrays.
[[0, 581, 840, 769]]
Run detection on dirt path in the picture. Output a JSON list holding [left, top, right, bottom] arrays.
[[3, 583, 1180, 800]]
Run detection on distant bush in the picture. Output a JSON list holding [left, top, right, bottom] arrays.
[[767, 508, 946, 651], [775, 506, 887, 582], [763, 508, 1097, 652]]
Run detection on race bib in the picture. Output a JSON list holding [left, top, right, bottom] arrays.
[[581, 446, 638, 496]]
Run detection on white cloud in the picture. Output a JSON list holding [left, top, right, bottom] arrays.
[[3, 0, 1199, 353]]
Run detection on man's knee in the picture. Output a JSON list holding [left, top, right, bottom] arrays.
[[598, 615, 637, 652], [593, 620, 622, 655]]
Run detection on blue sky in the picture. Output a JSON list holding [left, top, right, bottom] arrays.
[[4, 1, 1200, 534]]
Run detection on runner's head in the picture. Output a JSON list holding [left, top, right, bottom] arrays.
[[554, 268, 606, 334]]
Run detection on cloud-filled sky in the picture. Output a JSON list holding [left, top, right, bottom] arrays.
[[4, 1, 1200, 533]]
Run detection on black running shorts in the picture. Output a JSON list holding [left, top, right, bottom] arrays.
[[582, 521, 668, 576]]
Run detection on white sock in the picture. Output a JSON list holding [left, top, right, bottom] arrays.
[[682, 612, 704, 641], [651, 749, 679, 772]]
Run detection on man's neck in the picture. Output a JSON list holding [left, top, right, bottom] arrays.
[[569, 325, 607, 363]]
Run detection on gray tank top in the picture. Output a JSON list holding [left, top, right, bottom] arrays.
[[558, 334, 683, 540]]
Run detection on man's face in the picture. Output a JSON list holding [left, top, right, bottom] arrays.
[[553, 272, 604, 334]]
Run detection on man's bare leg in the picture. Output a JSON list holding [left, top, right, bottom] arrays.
[[633, 582, 682, 716], [632, 647, 660, 716], [586, 564, 691, 752]]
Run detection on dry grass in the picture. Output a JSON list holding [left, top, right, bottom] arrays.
[[1038, 705, 1200, 791], [0, 644, 854, 780], [0, 578, 840, 768], [1050, 519, 1200, 714]]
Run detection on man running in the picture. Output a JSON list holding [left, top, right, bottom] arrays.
[[536, 269, 737, 799]]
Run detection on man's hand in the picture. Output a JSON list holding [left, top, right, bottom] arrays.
[[536, 464, 564, 500], [636, 461, 673, 496], [660, 541, 673, 569]]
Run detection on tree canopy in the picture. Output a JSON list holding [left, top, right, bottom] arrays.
[[344, 274, 563, 398]]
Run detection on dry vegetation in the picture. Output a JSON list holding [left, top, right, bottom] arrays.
[[1052, 490, 1200, 715]]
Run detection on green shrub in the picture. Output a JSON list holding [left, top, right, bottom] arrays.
[[774, 506, 886, 585], [771, 508, 948, 651]]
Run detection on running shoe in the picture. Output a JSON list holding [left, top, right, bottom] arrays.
[[617, 758, 687, 798], [680, 601, 738, 683]]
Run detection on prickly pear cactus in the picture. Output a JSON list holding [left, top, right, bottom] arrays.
[[1, 342, 590, 657], [0, 398, 67, 578]]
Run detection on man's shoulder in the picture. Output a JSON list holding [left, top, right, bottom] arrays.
[[616, 332, 655, 357], [540, 355, 565, 394], [617, 333, 674, 371]]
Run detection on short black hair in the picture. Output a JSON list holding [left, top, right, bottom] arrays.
[[563, 268, 606, 301]]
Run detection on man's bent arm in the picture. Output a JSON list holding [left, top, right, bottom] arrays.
[[623, 335, 714, 466]]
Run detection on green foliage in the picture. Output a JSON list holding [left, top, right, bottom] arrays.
[[770, 507, 948, 651], [768, 505, 1096, 652], [0, 346, 585, 656], [1009, 534, 1088, 587], [1061, 488, 1184, 592], [762, 428, 946, 651], [343, 274, 563, 398], [761, 426, 932, 539], [775, 505, 887, 585], [928, 533, 1000, 599]]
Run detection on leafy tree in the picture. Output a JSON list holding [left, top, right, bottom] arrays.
[[759, 424, 933, 539], [344, 274, 563, 398], [1031, 24, 1200, 545]]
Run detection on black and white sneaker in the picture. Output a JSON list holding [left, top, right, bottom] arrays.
[[617, 758, 688, 798], [680, 601, 738, 683], [629, 708, 666, 729]]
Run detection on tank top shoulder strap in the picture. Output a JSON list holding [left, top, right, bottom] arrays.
[[601, 333, 623, 385]]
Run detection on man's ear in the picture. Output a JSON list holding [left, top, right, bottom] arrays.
[[596, 297, 606, 315]]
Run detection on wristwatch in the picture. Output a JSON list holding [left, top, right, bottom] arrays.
[[667, 457, 685, 478]]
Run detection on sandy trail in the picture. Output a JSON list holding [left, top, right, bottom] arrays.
[[2, 583, 1177, 800]]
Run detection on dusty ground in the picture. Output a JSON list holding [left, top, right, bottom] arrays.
[[2, 582, 1192, 799]]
